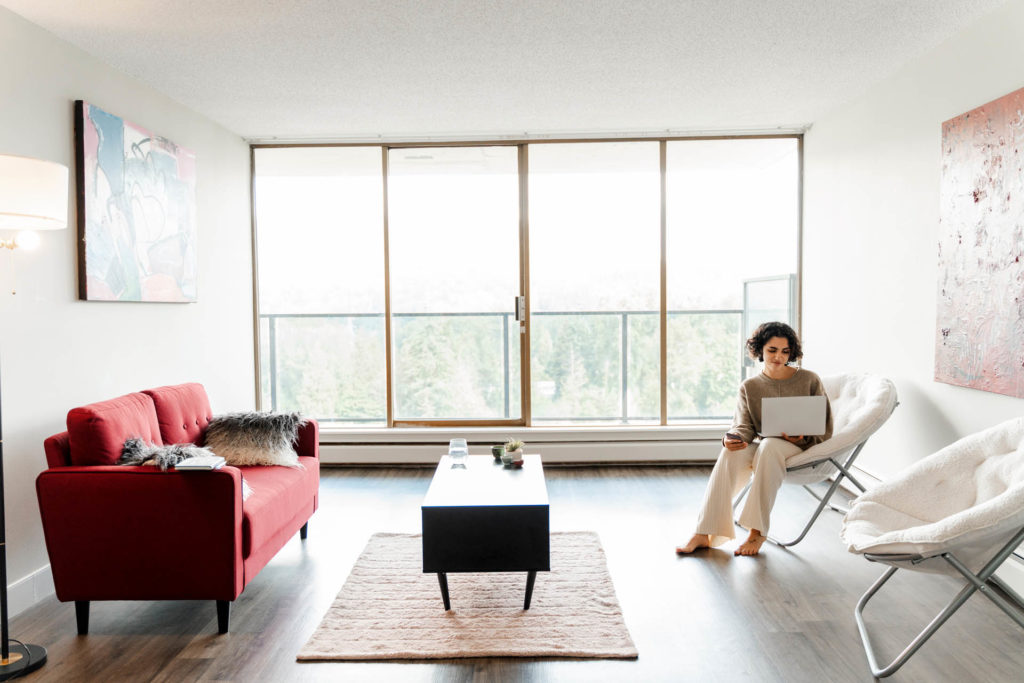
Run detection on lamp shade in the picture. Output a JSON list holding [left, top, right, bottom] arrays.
[[0, 153, 69, 230]]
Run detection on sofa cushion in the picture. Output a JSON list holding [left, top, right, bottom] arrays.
[[67, 392, 162, 466], [143, 383, 213, 446], [204, 412, 305, 467], [239, 456, 319, 558]]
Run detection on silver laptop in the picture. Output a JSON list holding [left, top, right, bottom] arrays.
[[760, 396, 827, 437]]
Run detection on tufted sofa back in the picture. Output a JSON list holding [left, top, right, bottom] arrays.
[[65, 392, 163, 466], [46, 383, 212, 467], [143, 383, 213, 446]]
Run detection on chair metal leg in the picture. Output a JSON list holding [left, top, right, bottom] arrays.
[[829, 452, 868, 493], [766, 473, 848, 546], [801, 484, 850, 514], [855, 563, 979, 678], [944, 538, 1024, 630], [988, 574, 1024, 620], [731, 482, 752, 511], [729, 440, 872, 548], [730, 482, 753, 528], [732, 472, 848, 546], [763, 441, 871, 547], [855, 527, 1024, 678]]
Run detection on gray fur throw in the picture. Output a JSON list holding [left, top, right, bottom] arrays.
[[204, 411, 306, 467], [120, 438, 215, 470]]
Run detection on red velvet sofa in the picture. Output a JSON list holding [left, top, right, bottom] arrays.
[[36, 383, 319, 634]]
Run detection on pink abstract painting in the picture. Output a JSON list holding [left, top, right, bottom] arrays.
[[936, 86, 1024, 397]]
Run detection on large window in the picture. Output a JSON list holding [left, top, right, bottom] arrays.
[[253, 137, 800, 428], [254, 147, 386, 425], [529, 142, 661, 424], [666, 138, 800, 416]]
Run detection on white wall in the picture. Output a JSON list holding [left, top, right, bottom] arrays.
[[803, 1, 1024, 481], [0, 8, 253, 612]]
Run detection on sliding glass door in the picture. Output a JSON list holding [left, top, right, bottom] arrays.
[[387, 146, 523, 424]]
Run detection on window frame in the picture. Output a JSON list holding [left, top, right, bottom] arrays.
[[250, 134, 803, 429]]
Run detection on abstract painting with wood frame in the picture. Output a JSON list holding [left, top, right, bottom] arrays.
[[75, 100, 197, 302]]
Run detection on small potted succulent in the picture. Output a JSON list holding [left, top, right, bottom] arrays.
[[491, 443, 506, 461], [503, 438, 525, 467]]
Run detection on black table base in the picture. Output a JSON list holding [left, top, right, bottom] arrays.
[[422, 455, 550, 611], [436, 569, 538, 611]]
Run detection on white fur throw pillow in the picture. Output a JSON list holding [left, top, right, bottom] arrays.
[[204, 411, 306, 467], [120, 438, 215, 470]]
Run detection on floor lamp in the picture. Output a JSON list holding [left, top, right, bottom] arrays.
[[0, 153, 69, 680]]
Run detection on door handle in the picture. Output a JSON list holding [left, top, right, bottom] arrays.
[[514, 295, 525, 322]]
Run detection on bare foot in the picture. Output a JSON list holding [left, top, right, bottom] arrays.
[[675, 534, 712, 554], [734, 530, 767, 556]]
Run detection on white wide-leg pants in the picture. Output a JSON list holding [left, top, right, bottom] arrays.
[[694, 437, 803, 547]]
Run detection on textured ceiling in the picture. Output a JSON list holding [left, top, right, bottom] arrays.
[[0, 0, 1007, 141]]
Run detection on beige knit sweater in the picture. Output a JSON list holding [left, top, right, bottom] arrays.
[[729, 368, 833, 450]]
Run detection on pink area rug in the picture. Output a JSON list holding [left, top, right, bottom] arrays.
[[298, 531, 637, 661]]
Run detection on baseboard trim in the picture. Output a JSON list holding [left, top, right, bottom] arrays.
[[838, 465, 882, 496], [996, 554, 1024, 597], [8, 563, 54, 619], [320, 440, 723, 465]]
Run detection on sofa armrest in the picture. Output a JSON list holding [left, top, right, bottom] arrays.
[[44, 431, 71, 468], [36, 466, 245, 602], [296, 418, 319, 460]]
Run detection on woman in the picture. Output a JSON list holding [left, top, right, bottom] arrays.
[[676, 322, 832, 556]]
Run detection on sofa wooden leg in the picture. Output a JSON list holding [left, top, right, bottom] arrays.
[[300, 522, 308, 540], [216, 600, 230, 634], [75, 600, 90, 635]]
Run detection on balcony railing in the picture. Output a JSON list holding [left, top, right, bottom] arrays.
[[260, 309, 742, 424]]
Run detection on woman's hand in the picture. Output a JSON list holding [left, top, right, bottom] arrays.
[[723, 434, 747, 451], [780, 432, 804, 444]]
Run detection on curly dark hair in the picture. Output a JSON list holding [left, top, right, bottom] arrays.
[[746, 322, 802, 363]]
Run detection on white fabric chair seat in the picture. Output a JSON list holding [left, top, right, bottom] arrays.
[[783, 373, 899, 483], [842, 416, 1024, 573]]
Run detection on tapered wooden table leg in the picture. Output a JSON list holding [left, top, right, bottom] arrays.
[[524, 570, 537, 609], [437, 572, 451, 610]]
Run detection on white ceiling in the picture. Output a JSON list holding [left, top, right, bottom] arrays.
[[1, 0, 1007, 141]]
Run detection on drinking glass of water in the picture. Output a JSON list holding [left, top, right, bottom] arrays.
[[448, 438, 468, 468]]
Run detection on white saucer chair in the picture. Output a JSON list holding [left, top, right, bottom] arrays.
[[842, 417, 1024, 678], [732, 373, 899, 546]]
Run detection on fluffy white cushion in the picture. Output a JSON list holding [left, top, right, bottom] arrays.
[[782, 373, 898, 483], [204, 411, 306, 467], [841, 417, 1024, 570], [119, 438, 215, 470]]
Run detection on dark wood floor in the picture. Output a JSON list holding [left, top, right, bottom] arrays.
[[13, 465, 1024, 682]]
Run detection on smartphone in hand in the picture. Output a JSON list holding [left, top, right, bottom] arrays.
[[725, 432, 743, 442]]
